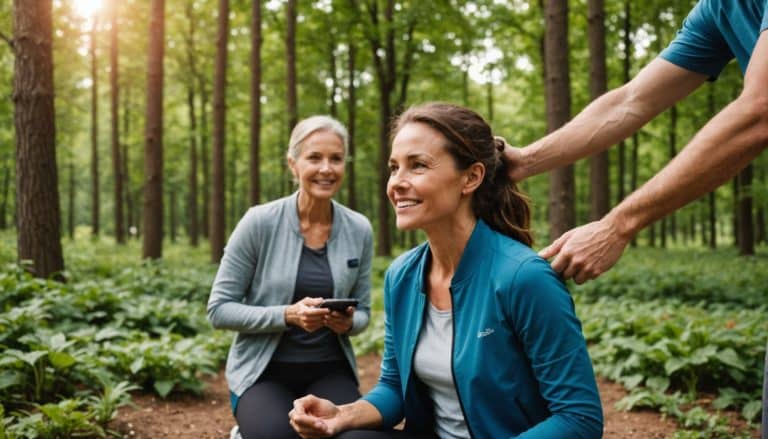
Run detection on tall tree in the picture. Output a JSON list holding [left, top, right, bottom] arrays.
[[13, 0, 64, 277], [110, 0, 124, 244], [544, 0, 574, 240], [738, 164, 754, 255], [90, 16, 100, 236], [285, 0, 297, 130], [142, 0, 165, 259], [587, 0, 609, 220], [346, 42, 357, 210], [187, 87, 199, 246], [250, 0, 262, 206], [617, 0, 630, 204], [210, 0, 229, 263], [354, 0, 418, 256]]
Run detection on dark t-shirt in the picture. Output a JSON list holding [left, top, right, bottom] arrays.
[[271, 244, 345, 363], [660, 0, 768, 78]]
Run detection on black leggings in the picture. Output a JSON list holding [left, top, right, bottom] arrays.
[[235, 360, 360, 439]]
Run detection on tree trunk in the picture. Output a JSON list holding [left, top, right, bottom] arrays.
[[587, 0, 609, 221], [486, 80, 493, 122], [738, 164, 754, 255], [90, 17, 100, 237], [142, 0, 165, 259], [732, 178, 739, 247], [110, 2, 124, 244], [285, 0, 298, 130], [346, 43, 357, 210], [629, 133, 638, 246], [544, 0, 574, 241], [667, 105, 677, 242], [122, 85, 132, 238], [708, 191, 716, 248], [13, 0, 65, 278], [210, 0, 229, 263], [250, 0, 262, 206], [169, 187, 177, 243], [0, 158, 9, 229], [68, 159, 75, 239], [328, 34, 338, 118], [187, 87, 199, 246], [617, 0, 631, 204]]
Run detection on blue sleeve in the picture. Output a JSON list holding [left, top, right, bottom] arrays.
[[361, 270, 405, 428], [509, 258, 604, 439], [762, 0, 768, 32], [659, 0, 733, 80]]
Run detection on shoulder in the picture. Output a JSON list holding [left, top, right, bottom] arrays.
[[239, 196, 292, 230], [482, 230, 562, 291], [385, 243, 428, 285], [333, 201, 373, 236]]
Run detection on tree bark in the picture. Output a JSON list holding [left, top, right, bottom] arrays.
[[250, 0, 262, 206], [617, 0, 631, 204], [210, 0, 229, 263], [187, 87, 199, 246], [587, 0, 609, 221], [285, 0, 298, 130], [346, 43, 357, 210], [328, 34, 338, 118], [68, 159, 74, 239], [142, 0, 165, 259], [737, 164, 754, 255], [91, 17, 100, 237], [110, 1, 124, 244], [0, 157, 9, 229], [544, 0, 574, 241], [13, 0, 64, 278]]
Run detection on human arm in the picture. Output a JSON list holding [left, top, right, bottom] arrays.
[[289, 396, 383, 438], [206, 208, 329, 333], [542, 30, 768, 284], [506, 58, 707, 182], [510, 258, 603, 438]]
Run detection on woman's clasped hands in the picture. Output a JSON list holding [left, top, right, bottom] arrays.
[[284, 297, 354, 334]]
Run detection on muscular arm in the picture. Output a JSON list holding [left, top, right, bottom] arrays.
[[545, 31, 768, 284], [511, 58, 707, 180]]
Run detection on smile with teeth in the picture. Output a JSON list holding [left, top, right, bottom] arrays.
[[313, 179, 336, 186], [395, 199, 420, 208]]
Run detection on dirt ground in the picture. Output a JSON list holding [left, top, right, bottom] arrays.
[[111, 353, 755, 438]]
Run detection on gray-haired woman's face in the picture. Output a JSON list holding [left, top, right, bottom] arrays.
[[288, 130, 346, 200]]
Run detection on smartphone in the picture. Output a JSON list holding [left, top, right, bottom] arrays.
[[318, 298, 358, 312]]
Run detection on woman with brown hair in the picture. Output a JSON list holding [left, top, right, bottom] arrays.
[[289, 103, 603, 439]]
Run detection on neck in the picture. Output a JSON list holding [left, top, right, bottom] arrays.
[[296, 190, 332, 225], [424, 210, 476, 279]]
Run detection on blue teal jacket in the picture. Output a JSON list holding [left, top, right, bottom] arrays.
[[362, 220, 603, 438]]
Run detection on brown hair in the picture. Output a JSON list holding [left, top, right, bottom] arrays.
[[391, 102, 533, 246]]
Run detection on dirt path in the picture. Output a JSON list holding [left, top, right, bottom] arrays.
[[111, 353, 679, 438]]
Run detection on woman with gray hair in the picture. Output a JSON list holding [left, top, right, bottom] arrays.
[[208, 115, 373, 439]]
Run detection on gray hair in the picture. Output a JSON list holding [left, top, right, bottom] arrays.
[[287, 115, 349, 160]]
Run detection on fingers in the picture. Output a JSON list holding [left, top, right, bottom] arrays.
[[289, 395, 334, 438], [323, 310, 353, 334]]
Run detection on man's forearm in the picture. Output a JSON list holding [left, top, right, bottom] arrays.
[[519, 59, 707, 179], [606, 94, 768, 240]]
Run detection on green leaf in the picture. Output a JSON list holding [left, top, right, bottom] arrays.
[[95, 327, 125, 341], [645, 376, 670, 393], [129, 357, 144, 374], [0, 370, 24, 390], [622, 374, 644, 390], [48, 351, 75, 369], [741, 400, 761, 421], [716, 348, 746, 371], [153, 380, 175, 398], [664, 357, 688, 375]]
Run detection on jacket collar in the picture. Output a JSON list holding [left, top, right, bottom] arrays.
[[414, 219, 492, 293], [286, 191, 341, 242]]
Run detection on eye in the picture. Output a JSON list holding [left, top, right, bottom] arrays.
[[388, 163, 398, 174], [331, 155, 344, 163]]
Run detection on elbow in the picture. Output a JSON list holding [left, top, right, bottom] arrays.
[[741, 93, 768, 148], [207, 302, 225, 329]]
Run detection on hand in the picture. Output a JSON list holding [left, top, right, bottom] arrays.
[[538, 218, 631, 284], [323, 307, 354, 334], [285, 297, 330, 332], [496, 136, 528, 183], [289, 394, 343, 438]]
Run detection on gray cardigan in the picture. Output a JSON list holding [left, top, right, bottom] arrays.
[[207, 192, 373, 397]]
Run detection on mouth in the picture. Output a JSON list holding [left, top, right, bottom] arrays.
[[394, 199, 421, 209], [312, 179, 337, 187]]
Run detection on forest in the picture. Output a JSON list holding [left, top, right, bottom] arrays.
[[0, 0, 766, 437]]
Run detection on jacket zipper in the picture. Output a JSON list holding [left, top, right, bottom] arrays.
[[449, 286, 476, 439]]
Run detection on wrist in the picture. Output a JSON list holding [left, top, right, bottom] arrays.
[[604, 206, 639, 243]]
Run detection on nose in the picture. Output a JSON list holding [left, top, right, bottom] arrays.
[[319, 159, 332, 173], [387, 168, 408, 192]]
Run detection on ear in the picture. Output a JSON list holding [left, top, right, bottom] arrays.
[[287, 155, 298, 179], [461, 162, 485, 195]]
